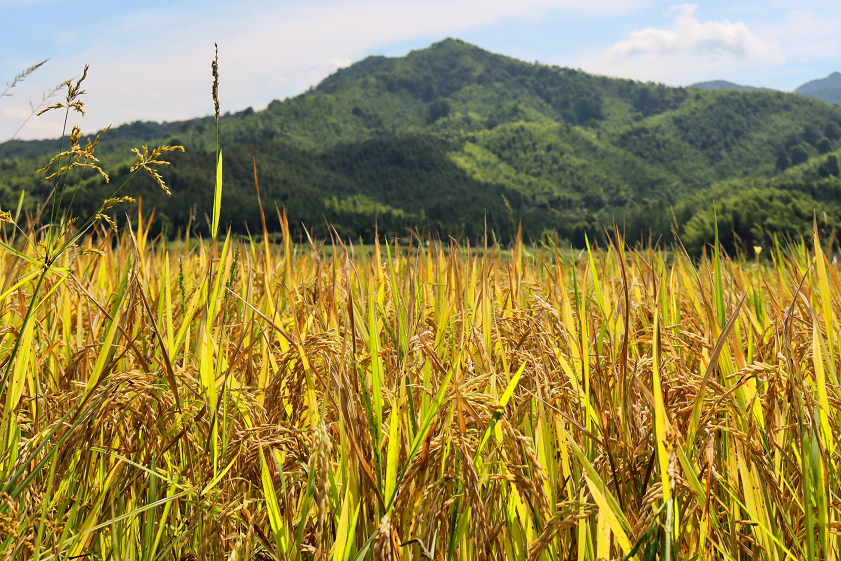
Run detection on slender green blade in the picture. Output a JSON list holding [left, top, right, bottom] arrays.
[[212, 149, 223, 240]]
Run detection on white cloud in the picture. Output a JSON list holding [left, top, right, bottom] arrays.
[[607, 4, 782, 63], [758, 9, 841, 62], [1, 107, 31, 120], [578, 4, 784, 86], [0, 105, 64, 139]]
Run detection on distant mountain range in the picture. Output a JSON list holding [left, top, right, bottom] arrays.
[[795, 72, 841, 105], [690, 80, 765, 92], [691, 73, 841, 106], [2, 39, 841, 252]]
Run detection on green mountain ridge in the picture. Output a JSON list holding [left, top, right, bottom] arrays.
[[3, 38, 841, 252], [795, 72, 841, 106], [689, 80, 766, 92]]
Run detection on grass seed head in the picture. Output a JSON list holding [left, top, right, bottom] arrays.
[[129, 144, 185, 194], [77, 246, 104, 256], [101, 196, 135, 212], [37, 64, 88, 116], [2, 58, 48, 95], [36, 123, 112, 182], [374, 515, 394, 561], [94, 212, 118, 231], [212, 43, 219, 120], [69, 125, 81, 146]]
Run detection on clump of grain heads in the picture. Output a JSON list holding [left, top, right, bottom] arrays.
[[373, 515, 394, 561]]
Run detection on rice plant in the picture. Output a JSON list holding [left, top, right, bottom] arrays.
[[2, 53, 841, 561]]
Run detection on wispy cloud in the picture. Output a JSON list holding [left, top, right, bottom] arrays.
[[578, 4, 786, 87], [758, 9, 841, 63], [1, 108, 31, 120], [1, 106, 64, 137]]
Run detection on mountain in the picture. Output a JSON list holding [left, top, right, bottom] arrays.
[[796, 72, 841, 106], [689, 80, 763, 92], [2, 38, 841, 251]]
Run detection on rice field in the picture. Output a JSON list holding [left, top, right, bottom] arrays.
[[3, 56, 841, 561], [1, 202, 840, 561]]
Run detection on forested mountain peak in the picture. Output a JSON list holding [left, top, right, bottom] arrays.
[[795, 72, 841, 106], [796, 71, 841, 95], [689, 80, 764, 92]]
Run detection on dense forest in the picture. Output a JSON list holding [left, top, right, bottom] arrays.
[[2, 38, 841, 253]]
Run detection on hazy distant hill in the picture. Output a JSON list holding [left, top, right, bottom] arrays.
[[3, 39, 841, 251], [796, 72, 841, 106], [689, 80, 764, 92]]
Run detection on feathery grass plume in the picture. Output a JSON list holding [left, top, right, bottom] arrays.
[[94, 197, 136, 231], [0, 59, 48, 99], [37, 64, 88, 116], [36, 124, 111, 182], [212, 43, 220, 120], [94, 211, 118, 231], [129, 145, 184, 194]]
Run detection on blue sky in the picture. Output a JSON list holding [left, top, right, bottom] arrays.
[[1, 0, 839, 139]]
